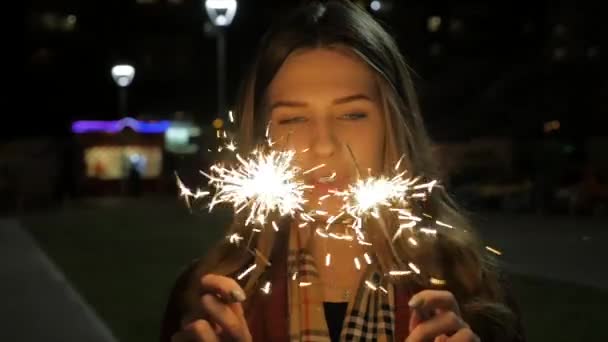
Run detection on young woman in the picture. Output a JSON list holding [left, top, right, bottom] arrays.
[[161, 1, 525, 341]]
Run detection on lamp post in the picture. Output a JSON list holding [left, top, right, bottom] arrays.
[[204, 0, 237, 119], [111, 64, 135, 117]]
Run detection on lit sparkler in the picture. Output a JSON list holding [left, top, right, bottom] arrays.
[[175, 173, 210, 209], [201, 149, 315, 226]]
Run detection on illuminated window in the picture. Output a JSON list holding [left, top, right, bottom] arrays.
[[553, 47, 567, 61], [84, 146, 162, 180], [427, 16, 442, 32]]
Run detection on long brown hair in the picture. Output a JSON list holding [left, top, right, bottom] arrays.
[[198, 0, 518, 337]]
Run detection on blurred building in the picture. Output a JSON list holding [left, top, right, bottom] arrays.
[[71, 114, 212, 196]]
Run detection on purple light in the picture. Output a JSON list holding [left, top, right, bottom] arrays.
[[72, 117, 171, 134]]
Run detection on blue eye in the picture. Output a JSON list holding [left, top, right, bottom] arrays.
[[278, 116, 307, 125], [341, 113, 367, 120]]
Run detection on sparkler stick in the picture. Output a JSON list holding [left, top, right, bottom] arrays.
[[346, 144, 362, 179]]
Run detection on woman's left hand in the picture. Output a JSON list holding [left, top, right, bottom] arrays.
[[406, 290, 479, 342]]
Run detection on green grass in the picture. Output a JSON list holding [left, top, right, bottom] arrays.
[[22, 197, 608, 342]]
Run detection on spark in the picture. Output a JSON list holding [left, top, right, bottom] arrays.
[[408, 262, 420, 274], [216, 130, 220, 138], [227, 233, 244, 245], [228, 110, 234, 123], [175, 173, 210, 208], [413, 180, 438, 192], [379, 286, 388, 294], [223, 130, 227, 138], [325, 253, 331, 266], [300, 213, 316, 222], [272, 221, 279, 232], [430, 277, 446, 286], [315, 210, 328, 216], [365, 280, 378, 291], [303, 163, 326, 175], [298, 222, 309, 228], [389, 270, 412, 276], [315, 229, 329, 238], [393, 219, 418, 241], [354, 257, 361, 270], [436, 220, 454, 229], [318, 194, 331, 201], [292, 272, 298, 280], [408, 237, 418, 246], [328, 232, 354, 241], [225, 140, 237, 151], [201, 149, 310, 226], [237, 264, 257, 280], [326, 212, 344, 225], [485, 246, 502, 256], [420, 228, 437, 235], [363, 252, 372, 265], [394, 155, 405, 171], [299, 282, 312, 287], [260, 281, 271, 294], [301, 148, 310, 153]]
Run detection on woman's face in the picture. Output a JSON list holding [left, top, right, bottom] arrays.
[[267, 47, 385, 215]]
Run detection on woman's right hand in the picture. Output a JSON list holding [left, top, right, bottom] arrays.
[[171, 274, 252, 342]]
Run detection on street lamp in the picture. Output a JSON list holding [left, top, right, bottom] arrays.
[[204, 0, 237, 120], [111, 64, 135, 117]]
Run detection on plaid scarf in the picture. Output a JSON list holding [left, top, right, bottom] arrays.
[[286, 225, 396, 341]]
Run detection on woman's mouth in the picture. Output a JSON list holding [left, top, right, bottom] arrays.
[[308, 173, 348, 194]]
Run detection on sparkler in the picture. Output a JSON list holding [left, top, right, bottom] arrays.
[[201, 149, 314, 226], [331, 155, 438, 245], [177, 118, 483, 293], [175, 173, 210, 209]]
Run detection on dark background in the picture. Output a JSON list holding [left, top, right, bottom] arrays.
[[22, 0, 606, 140], [4, 2, 608, 341]]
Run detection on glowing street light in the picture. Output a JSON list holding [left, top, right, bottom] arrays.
[[203, 0, 237, 120], [111, 64, 135, 116]]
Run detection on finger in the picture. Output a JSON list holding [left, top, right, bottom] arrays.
[[448, 328, 479, 342], [200, 274, 247, 304], [408, 290, 461, 316], [201, 294, 249, 341], [177, 319, 220, 342], [434, 334, 449, 342], [408, 307, 425, 334], [407, 311, 467, 342]]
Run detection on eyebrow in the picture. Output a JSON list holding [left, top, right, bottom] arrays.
[[270, 93, 372, 111]]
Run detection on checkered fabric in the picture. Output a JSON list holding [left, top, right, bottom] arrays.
[[287, 225, 395, 342]]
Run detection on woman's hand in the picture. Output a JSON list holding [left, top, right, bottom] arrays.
[[406, 290, 479, 342], [171, 274, 252, 342]]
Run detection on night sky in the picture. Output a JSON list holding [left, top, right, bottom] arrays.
[[22, 0, 607, 141]]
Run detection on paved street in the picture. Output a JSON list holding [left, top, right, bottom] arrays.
[[473, 213, 608, 290], [0, 218, 117, 342], [1, 206, 605, 341]]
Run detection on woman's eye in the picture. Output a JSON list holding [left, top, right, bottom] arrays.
[[278, 116, 307, 125], [340, 112, 367, 120]]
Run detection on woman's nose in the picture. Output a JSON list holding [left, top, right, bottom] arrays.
[[311, 119, 338, 158]]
